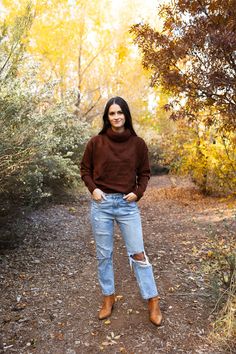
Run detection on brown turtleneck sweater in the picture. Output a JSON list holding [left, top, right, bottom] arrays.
[[80, 128, 150, 200]]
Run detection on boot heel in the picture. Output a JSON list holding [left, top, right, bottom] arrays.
[[98, 294, 115, 320], [148, 296, 163, 326]]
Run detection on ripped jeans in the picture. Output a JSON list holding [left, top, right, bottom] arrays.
[[90, 193, 158, 299]]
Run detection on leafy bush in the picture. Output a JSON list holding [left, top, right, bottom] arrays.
[[0, 75, 90, 208], [157, 120, 236, 196], [0, 3, 90, 210], [179, 131, 236, 195]]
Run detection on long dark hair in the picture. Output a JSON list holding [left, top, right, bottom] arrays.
[[99, 96, 137, 135]]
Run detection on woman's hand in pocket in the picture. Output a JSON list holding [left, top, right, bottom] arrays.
[[123, 192, 137, 202], [92, 188, 107, 201]]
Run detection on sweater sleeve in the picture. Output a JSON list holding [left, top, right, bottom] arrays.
[[133, 140, 150, 200], [80, 138, 97, 194]]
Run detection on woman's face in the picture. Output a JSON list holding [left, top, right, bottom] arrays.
[[108, 104, 126, 132]]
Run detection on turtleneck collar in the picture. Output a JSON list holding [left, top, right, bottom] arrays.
[[106, 127, 132, 142]]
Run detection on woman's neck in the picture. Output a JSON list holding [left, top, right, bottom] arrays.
[[111, 126, 125, 133]]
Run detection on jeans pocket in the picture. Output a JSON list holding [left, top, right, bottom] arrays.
[[92, 198, 107, 206], [120, 199, 137, 210]]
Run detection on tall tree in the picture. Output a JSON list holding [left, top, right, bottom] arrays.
[[131, 0, 236, 132], [1, 0, 163, 129], [0, 2, 34, 80]]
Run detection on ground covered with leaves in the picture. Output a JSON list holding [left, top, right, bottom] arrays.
[[0, 176, 235, 354]]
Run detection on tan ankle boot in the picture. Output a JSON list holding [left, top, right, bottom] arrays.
[[148, 296, 162, 326], [98, 294, 115, 320]]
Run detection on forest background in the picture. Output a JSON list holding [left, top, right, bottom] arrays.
[[1, 0, 236, 206], [0, 0, 235, 349]]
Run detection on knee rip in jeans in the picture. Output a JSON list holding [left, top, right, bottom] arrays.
[[130, 251, 151, 268]]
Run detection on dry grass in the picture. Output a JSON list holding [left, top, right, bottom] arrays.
[[210, 269, 236, 351], [145, 186, 203, 203]]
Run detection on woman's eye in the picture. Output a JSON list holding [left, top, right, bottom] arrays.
[[109, 111, 123, 116]]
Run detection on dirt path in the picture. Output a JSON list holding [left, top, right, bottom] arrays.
[[1, 176, 235, 354]]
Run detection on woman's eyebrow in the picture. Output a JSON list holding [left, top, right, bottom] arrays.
[[109, 110, 123, 114]]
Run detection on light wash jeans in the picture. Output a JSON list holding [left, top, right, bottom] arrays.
[[90, 193, 158, 299]]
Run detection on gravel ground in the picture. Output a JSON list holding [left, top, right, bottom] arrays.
[[0, 175, 235, 354]]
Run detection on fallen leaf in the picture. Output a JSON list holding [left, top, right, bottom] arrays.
[[168, 287, 175, 293], [68, 207, 76, 213], [12, 303, 27, 311], [116, 295, 123, 301], [50, 332, 64, 340], [207, 250, 214, 258], [102, 341, 111, 346]]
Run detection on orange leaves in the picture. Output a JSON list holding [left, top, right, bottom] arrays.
[[50, 332, 64, 341], [131, 0, 236, 133]]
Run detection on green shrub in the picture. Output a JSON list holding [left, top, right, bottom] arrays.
[[0, 76, 90, 208]]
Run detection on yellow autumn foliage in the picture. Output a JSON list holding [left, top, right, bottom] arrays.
[[0, 0, 162, 123], [179, 131, 236, 195]]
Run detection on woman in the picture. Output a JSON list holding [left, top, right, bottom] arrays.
[[80, 96, 162, 326]]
